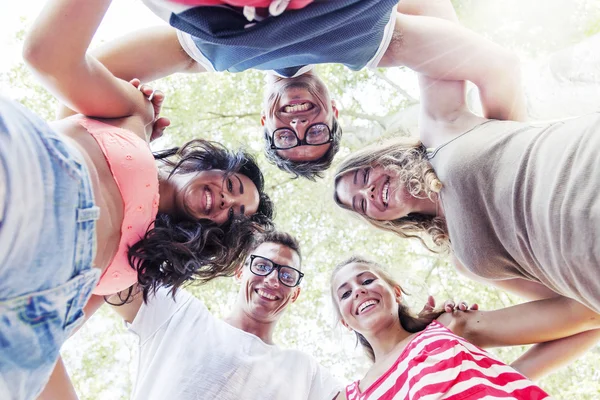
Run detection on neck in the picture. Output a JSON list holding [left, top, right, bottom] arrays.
[[223, 302, 277, 345], [363, 319, 412, 362], [157, 170, 175, 214]]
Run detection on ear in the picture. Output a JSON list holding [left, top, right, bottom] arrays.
[[260, 110, 266, 127], [340, 319, 353, 332], [234, 264, 245, 282], [331, 99, 339, 119], [290, 286, 302, 303], [393, 285, 403, 303]]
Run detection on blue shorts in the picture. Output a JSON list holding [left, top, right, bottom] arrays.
[[0, 96, 100, 400]]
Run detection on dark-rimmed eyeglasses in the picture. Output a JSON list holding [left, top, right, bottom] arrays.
[[248, 255, 304, 287], [270, 123, 332, 150]]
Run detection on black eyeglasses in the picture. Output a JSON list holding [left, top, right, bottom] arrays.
[[270, 123, 332, 150], [248, 255, 304, 287]]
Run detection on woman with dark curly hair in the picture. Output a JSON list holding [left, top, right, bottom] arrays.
[[0, 0, 272, 398], [128, 138, 274, 303]]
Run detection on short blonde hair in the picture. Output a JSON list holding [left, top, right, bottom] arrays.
[[333, 137, 449, 252]]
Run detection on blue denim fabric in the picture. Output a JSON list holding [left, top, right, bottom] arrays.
[[0, 96, 100, 400]]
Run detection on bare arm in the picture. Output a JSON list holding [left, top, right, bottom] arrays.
[[23, 0, 148, 120], [448, 256, 600, 379], [36, 357, 79, 400], [56, 26, 204, 120], [91, 26, 205, 83], [511, 329, 600, 381], [450, 296, 600, 348], [382, 0, 527, 121], [106, 285, 144, 324]]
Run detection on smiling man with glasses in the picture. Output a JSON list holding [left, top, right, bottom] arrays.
[[88, 0, 525, 181], [100, 230, 341, 400]]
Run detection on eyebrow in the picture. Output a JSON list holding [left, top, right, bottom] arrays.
[[235, 175, 244, 194], [351, 195, 358, 213], [353, 169, 358, 185], [240, 205, 246, 216], [336, 271, 367, 292]]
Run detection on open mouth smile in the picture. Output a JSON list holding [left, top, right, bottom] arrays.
[[256, 288, 279, 301], [356, 299, 379, 315], [381, 178, 390, 207], [280, 101, 315, 114], [203, 186, 213, 215]]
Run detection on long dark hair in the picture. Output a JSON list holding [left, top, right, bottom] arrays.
[[126, 139, 274, 302], [330, 256, 444, 362]]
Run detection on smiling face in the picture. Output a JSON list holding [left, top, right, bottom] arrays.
[[172, 169, 260, 225], [332, 262, 402, 335], [262, 72, 338, 162], [236, 242, 302, 324], [335, 166, 431, 221]]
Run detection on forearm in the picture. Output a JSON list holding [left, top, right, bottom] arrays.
[[460, 296, 600, 348], [56, 25, 201, 118], [37, 357, 79, 400], [92, 26, 203, 83], [511, 329, 600, 381]]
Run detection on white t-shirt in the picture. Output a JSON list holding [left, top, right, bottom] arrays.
[[128, 288, 342, 400]]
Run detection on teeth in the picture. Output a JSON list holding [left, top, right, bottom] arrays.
[[382, 182, 390, 205], [257, 289, 277, 300], [204, 189, 212, 213], [284, 102, 311, 113], [358, 300, 377, 314]]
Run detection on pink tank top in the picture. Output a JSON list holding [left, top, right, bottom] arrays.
[[169, 0, 313, 13], [79, 118, 160, 295]]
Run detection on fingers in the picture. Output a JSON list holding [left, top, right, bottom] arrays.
[[443, 299, 477, 312], [150, 117, 170, 142], [444, 299, 456, 313], [129, 78, 141, 89]]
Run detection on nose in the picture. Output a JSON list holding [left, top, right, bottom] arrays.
[[354, 287, 367, 298], [290, 118, 309, 136], [359, 183, 376, 200], [263, 270, 280, 288], [220, 191, 235, 209]]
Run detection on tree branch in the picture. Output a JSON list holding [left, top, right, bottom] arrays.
[[374, 70, 419, 104]]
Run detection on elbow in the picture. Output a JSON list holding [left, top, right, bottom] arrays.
[[22, 37, 43, 70], [22, 35, 54, 74]]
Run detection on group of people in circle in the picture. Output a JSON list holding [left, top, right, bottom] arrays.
[[1, 0, 599, 399]]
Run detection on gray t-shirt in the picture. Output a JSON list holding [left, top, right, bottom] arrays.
[[128, 288, 342, 400], [429, 114, 600, 313]]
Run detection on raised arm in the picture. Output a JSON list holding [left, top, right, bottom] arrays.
[[381, 0, 527, 121], [23, 0, 147, 119]]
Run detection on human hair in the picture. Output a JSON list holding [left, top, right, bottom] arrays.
[[262, 116, 342, 181], [330, 256, 444, 363], [249, 230, 302, 263], [127, 139, 275, 303], [333, 137, 449, 253]]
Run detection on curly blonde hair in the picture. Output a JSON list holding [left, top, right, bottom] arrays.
[[333, 137, 450, 253]]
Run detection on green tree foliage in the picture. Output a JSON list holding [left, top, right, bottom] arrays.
[[4, 3, 600, 398]]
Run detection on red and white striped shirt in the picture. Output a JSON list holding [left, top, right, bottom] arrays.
[[345, 321, 551, 400]]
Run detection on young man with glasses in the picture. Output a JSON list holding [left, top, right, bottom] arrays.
[[87, 0, 525, 180], [104, 230, 341, 400]]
